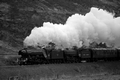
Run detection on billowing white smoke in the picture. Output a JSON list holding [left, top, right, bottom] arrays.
[[24, 7, 120, 49]]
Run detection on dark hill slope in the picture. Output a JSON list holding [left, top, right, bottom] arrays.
[[0, 0, 120, 54]]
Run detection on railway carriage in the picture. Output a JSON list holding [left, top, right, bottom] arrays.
[[91, 48, 118, 61]]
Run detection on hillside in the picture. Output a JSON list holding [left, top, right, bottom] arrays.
[[0, 0, 120, 54]]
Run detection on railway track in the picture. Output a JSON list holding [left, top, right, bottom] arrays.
[[1, 59, 120, 67]]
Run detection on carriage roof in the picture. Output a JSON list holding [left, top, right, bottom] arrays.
[[91, 48, 116, 50]]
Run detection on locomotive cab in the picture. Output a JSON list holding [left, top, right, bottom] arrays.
[[78, 48, 92, 62]]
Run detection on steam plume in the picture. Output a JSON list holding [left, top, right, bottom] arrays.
[[24, 7, 120, 49]]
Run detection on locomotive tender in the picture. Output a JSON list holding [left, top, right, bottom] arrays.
[[18, 47, 120, 65]]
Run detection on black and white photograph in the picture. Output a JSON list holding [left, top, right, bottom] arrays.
[[0, 0, 120, 80]]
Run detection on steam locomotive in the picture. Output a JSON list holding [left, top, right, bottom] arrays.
[[18, 46, 120, 65]]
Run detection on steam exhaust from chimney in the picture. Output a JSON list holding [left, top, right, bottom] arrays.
[[24, 7, 120, 49]]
